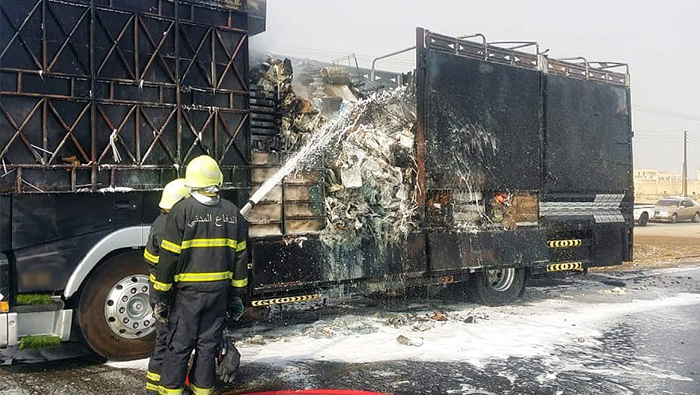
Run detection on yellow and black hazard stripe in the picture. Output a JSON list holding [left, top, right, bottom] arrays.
[[251, 294, 321, 307], [546, 262, 584, 272], [547, 239, 582, 248]]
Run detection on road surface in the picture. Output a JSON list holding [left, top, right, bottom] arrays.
[[2, 264, 699, 395], [631, 222, 700, 268], [635, 221, 700, 238]]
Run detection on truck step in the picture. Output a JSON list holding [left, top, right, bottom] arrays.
[[12, 300, 64, 314]]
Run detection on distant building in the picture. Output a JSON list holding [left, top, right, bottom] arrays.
[[634, 168, 699, 203]]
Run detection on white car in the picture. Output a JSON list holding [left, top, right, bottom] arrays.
[[634, 204, 655, 226]]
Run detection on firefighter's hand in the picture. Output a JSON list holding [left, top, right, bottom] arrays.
[[216, 336, 241, 384], [226, 297, 244, 322], [154, 302, 170, 324]]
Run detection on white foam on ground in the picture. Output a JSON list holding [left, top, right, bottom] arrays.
[[238, 293, 700, 366], [106, 358, 149, 370], [105, 292, 700, 385]]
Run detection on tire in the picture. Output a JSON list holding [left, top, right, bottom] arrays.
[[693, 212, 700, 223], [671, 213, 678, 224], [637, 212, 649, 226], [76, 250, 155, 360], [468, 268, 527, 306]]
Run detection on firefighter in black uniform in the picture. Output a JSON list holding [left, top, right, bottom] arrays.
[[144, 178, 190, 394], [152, 155, 248, 395]]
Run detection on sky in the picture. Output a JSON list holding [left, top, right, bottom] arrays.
[[250, 0, 700, 178]]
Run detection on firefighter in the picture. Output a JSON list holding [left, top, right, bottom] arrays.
[[152, 155, 248, 395], [144, 178, 190, 394]]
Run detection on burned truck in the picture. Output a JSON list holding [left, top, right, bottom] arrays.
[[245, 34, 633, 307], [0, 0, 633, 363]]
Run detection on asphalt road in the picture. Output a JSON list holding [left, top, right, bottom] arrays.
[[2, 265, 700, 395]]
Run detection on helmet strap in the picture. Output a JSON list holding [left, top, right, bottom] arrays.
[[191, 190, 220, 206]]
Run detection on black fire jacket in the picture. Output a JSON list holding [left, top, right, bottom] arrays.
[[143, 213, 167, 277], [153, 196, 248, 300]]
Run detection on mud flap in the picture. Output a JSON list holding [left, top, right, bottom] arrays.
[[0, 341, 93, 365], [591, 225, 626, 267]]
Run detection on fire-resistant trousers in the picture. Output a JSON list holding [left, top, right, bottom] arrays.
[[158, 288, 228, 395], [145, 319, 168, 393]]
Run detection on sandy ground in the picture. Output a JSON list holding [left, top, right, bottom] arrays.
[[596, 222, 700, 272]]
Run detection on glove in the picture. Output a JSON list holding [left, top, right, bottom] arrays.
[[216, 335, 241, 384], [226, 296, 244, 322], [154, 302, 170, 324]]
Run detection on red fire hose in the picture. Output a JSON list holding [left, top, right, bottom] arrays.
[[242, 390, 391, 395]]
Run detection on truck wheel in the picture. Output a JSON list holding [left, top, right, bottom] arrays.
[[671, 213, 678, 223], [637, 212, 649, 226], [77, 250, 155, 360], [693, 212, 700, 223], [469, 268, 526, 306]]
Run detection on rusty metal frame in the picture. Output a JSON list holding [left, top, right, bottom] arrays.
[[96, 104, 138, 164], [0, 99, 45, 165], [45, 2, 90, 74], [0, 0, 44, 70], [95, 11, 137, 79], [46, 101, 91, 165], [180, 25, 215, 87], [1, 0, 250, 193], [139, 106, 178, 165], [217, 111, 249, 164], [136, 15, 176, 83]]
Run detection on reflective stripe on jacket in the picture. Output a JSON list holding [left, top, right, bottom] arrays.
[[154, 197, 248, 293], [144, 214, 167, 276]]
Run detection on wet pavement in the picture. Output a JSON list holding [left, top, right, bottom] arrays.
[[2, 264, 699, 395]]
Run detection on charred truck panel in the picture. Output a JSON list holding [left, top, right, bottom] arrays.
[[413, 30, 632, 279], [418, 32, 549, 273]]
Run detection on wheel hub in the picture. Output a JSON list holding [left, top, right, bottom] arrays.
[[104, 275, 155, 339], [485, 268, 516, 292]]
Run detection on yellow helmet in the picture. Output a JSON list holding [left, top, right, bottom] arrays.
[[185, 155, 223, 189], [159, 178, 190, 210]]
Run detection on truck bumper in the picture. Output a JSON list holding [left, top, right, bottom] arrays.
[[0, 309, 73, 345], [0, 313, 8, 347], [0, 309, 76, 364]]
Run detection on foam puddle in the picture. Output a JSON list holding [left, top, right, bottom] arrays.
[[237, 293, 700, 367], [107, 293, 700, 373]]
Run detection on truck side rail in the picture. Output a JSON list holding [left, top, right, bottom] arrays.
[[419, 30, 629, 87]]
